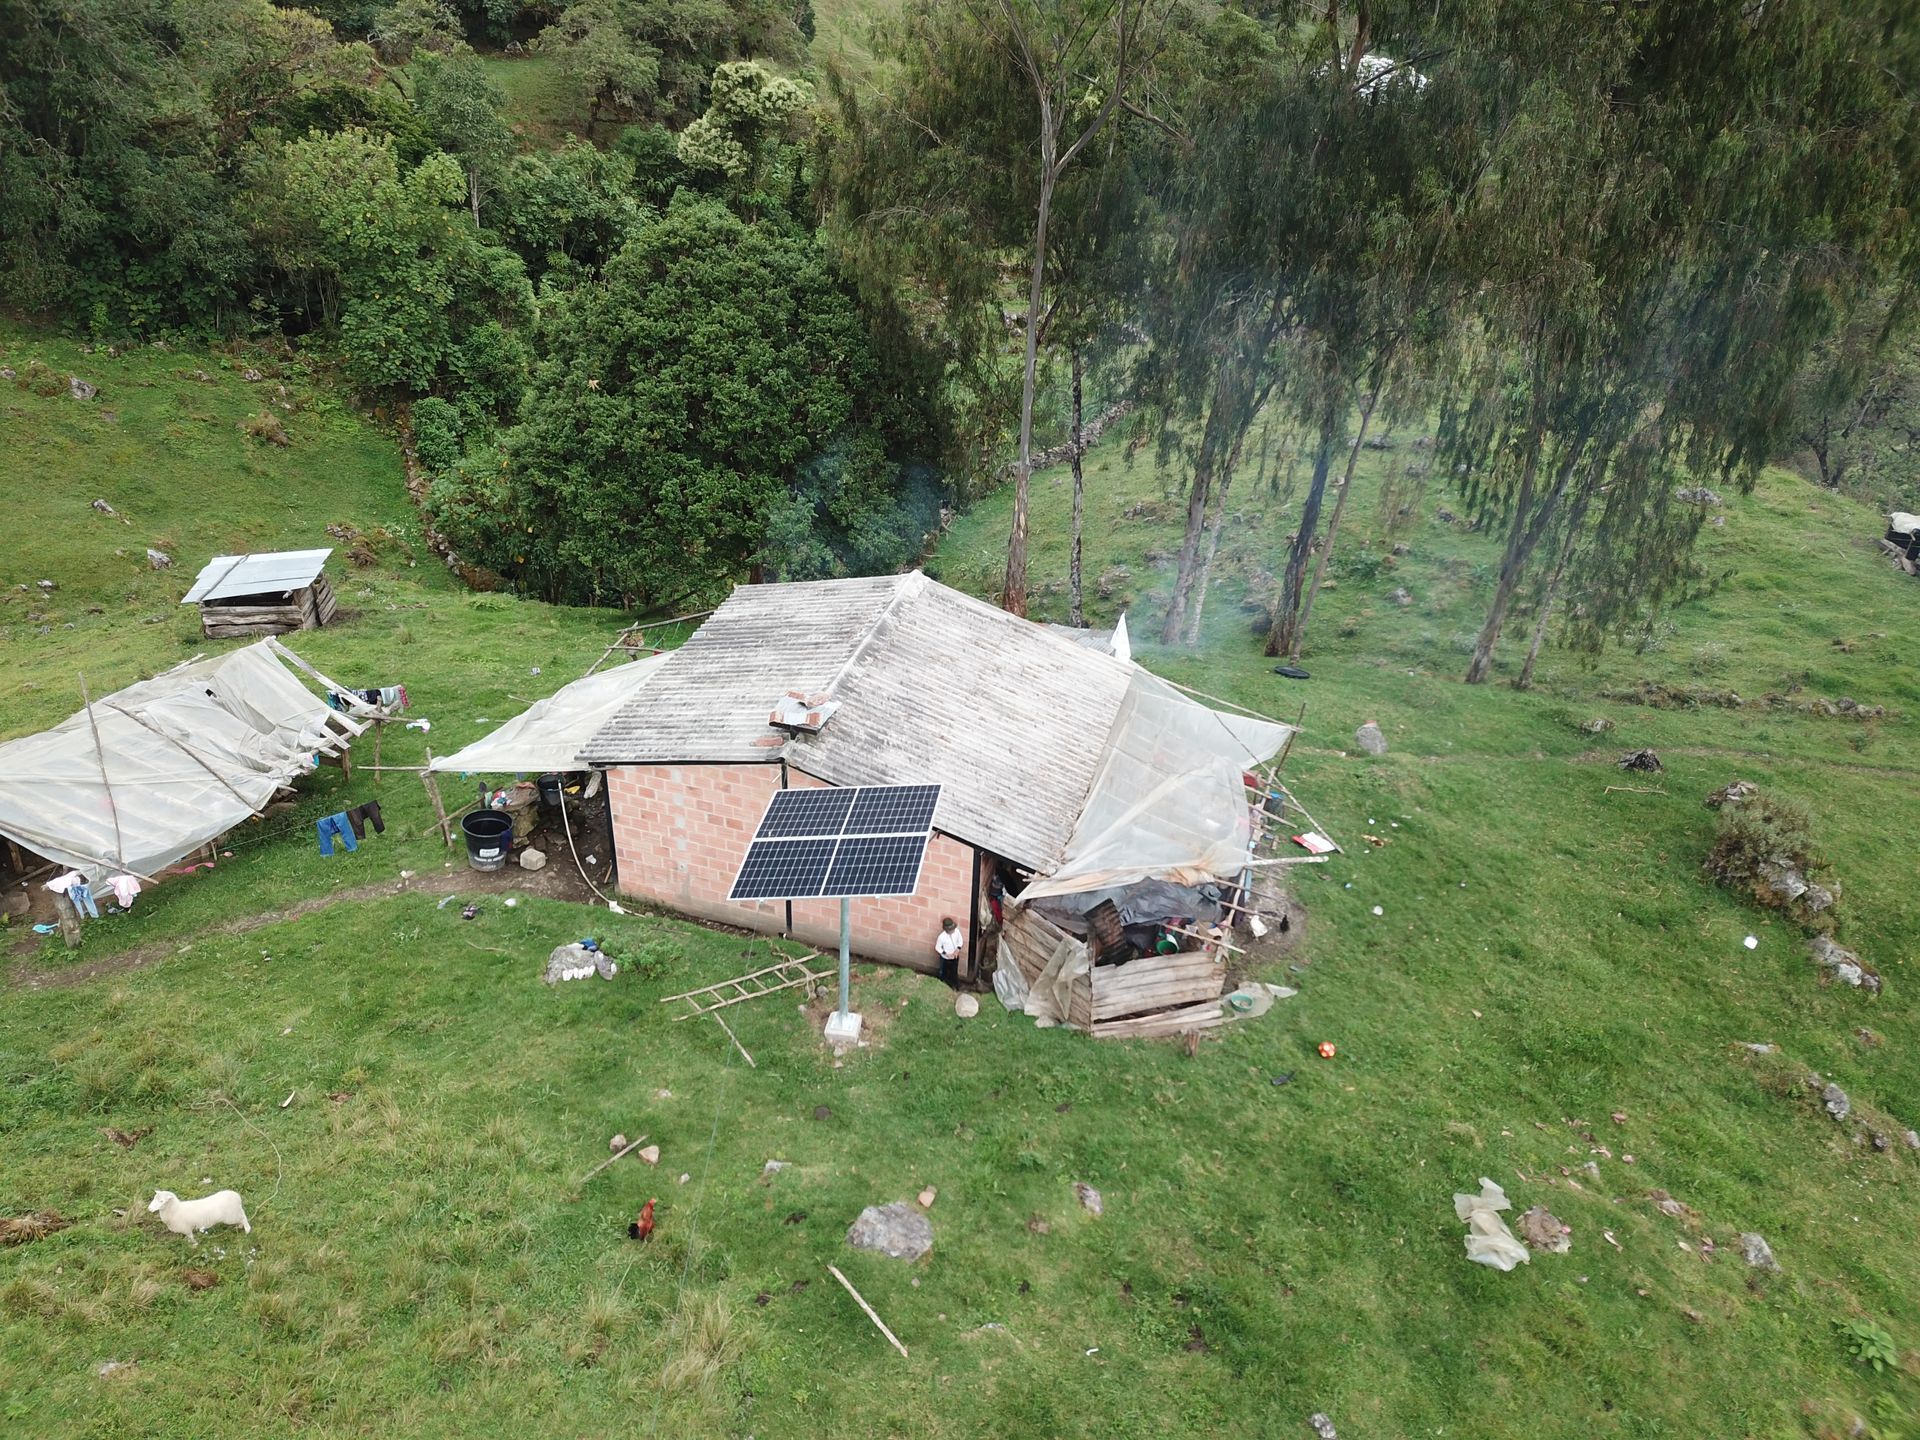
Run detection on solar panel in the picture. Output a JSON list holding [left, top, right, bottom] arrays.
[[755, 787, 856, 839], [822, 835, 927, 897], [845, 784, 941, 836], [728, 784, 942, 901], [728, 838, 838, 901]]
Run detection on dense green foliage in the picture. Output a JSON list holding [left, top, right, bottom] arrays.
[[429, 197, 926, 605], [0, 0, 945, 613]]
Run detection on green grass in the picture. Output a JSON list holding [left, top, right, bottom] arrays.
[[6, 331, 1920, 1439], [479, 53, 593, 149]]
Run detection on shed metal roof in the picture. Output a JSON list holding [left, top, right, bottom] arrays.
[[579, 572, 1137, 870], [182, 549, 333, 604]]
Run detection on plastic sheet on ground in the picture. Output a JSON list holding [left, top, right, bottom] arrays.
[[1454, 1178, 1531, 1271], [1018, 671, 1291, 902], [0, 641, 361, 880], [427, 654, 670, 775]]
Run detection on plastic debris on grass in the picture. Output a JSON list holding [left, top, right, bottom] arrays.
[[1454, 1178, 1530, 1270]]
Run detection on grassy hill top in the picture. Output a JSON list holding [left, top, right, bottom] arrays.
[[3, 325, 1920, 1439]]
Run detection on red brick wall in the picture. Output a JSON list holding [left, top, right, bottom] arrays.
[[606, 763, 978, 974]]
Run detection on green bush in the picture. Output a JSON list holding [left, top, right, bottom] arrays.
[[412, 396, 465, 474], [1704, 790, 1836, 928]]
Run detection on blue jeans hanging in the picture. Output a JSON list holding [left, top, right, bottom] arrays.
[[316, 813, 358, 857], [68, 881, 99, 919]]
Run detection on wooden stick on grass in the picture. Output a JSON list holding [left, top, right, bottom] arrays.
[[827, 1264, 909, 1359], [576, 1133, 649, 1187], [712, 1011, 756, 1068]]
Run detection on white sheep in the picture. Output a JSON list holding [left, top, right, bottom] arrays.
[[147, 1189, 251, 1243]]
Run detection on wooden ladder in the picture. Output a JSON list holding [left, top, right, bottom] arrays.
[[660, 954, 830, 1020]]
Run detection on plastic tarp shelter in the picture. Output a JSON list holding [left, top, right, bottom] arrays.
[[425, 655, 670, 776], [1017, 671, 1293, 902], [0, 641, 363, 882]]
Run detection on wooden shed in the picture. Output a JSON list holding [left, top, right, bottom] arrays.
[[181, 548, 338, 638]]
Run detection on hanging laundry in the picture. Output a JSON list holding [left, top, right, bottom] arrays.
[[68, 882, 100, 919], [44, 871, 84, 895], [344, 800, 385, 840], [104, 875, 142, 908], [316, 813, 358, 856]]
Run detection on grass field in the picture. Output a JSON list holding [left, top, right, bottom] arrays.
[[5, 325, 1920, 1440]]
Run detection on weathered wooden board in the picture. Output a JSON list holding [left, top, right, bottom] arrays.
[[1091, 951, 1225, 1022], [1090, 997, 1228, 1040]]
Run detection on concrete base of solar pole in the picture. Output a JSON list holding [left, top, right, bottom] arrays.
[[824, 1009, 863, 1046]]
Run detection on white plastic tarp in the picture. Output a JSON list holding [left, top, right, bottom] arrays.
[[0, 642, 360, 881], [1018, 672, 1292, 901], [426, 654, 670, 775]]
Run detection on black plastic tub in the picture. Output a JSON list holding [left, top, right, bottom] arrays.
[[462, 810, 513, 871]]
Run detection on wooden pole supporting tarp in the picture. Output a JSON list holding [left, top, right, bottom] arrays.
[[77, 673, 127, 870]]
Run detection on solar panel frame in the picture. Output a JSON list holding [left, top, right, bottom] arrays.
[[754, 787, 856, 838], [729, 783, 942, 901]]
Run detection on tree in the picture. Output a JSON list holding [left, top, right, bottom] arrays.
[[977, 0, 1168, 617], [0, 0, 366, 328], [1436, 0, 1920, 684], [1148, 7, 1467, 652], [444, 197, 914, 607], [1781, 296, 1920, 507], [540, 0, 664, 139], [250, 128, 533, 414], [412, 49, 515, 223], [539, 0, 805, 138], [676, 60, 814, 205], [492, 140, 647, 279]]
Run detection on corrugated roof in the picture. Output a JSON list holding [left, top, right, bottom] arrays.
[[578, 574, 909, 765], [182, 549, 332, 605], [579, 572, 1137, 870]]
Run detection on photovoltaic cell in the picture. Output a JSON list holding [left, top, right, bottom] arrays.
[[730, 784, 942, 901], [845, 784, 940, 836], [821, 835, 927, 897], [728, 838, 837, 901], [755, 787, 856, 838]]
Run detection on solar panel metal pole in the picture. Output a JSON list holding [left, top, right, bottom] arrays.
[[838, 897, 852, 1021]]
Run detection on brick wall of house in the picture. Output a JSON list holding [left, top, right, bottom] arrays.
[[606, 763, 978, 973]]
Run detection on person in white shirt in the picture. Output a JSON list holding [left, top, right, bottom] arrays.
[[934, 916, 964, 969]]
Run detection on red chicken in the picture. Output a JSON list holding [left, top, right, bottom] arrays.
[[629, 1198, 656, 1242]]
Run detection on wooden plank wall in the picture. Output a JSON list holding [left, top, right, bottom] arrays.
[[1090, 951, 1225, 1022], [200, 579, 334, 638]]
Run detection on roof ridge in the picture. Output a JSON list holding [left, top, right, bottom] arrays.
[[810, 570, 925, 708]]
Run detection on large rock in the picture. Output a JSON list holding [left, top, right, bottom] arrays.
[[1354, 721, 1388, 757], [544, 942, 616, 983], [1821, 1083, 1851, 1121], [1738, 1232, 1779, 1271], [846, 1201, 933, 1261], [1810, 935, 1881, 994], [68, 376, 97, 400]]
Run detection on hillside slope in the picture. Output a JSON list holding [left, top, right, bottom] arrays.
[[2, 329, 1919, 1439]]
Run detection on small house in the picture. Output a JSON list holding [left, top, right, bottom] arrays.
[[182, 548, 338, 638], [578, 572, 1298, 984]]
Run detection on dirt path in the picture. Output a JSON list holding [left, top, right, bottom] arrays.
[[9, 864, 605, 993]]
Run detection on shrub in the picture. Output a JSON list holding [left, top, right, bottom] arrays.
[[241, 411, 291, 447], [412, 396, 464, 475], [1704, 790, 1836, 928]]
